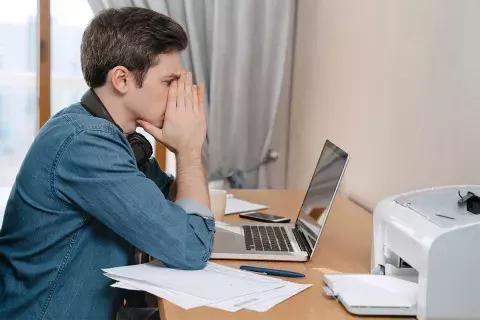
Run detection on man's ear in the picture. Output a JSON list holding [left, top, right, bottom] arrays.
[[109, 66, 131, 94]]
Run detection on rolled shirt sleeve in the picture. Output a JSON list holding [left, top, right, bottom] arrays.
[[176, 199, 214, 220]]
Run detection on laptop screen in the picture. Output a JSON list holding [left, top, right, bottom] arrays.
[[295, 140, 349, 253]]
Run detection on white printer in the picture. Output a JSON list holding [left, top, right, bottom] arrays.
[[324, 186, 480, 320]]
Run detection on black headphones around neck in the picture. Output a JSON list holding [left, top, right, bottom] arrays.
[[80, 89, 153, 168]]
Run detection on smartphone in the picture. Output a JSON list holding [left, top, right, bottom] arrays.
[[239, 212, 291, 223]]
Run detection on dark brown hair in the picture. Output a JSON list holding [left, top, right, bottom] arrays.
[[81, 7, 187, 88]]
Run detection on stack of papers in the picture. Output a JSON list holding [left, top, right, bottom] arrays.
[[103, 261, 311, 312], [225, 194, 269, 215]]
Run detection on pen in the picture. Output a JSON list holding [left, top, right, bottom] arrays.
[[239, 265, 305, 278]]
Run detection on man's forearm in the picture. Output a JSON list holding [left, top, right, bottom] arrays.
[[175, 151, 210, 210]]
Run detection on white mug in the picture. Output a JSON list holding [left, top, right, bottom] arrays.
[[209, 189, 227, 221]]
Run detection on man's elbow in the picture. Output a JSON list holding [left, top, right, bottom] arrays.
[[186, 242, 213, 270], [163, 217, 214, 270], [184, 258, 208, 270], [165, 249, 210, 270], [186, 235, 215, 270]]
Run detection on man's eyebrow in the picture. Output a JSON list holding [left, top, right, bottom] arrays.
[[163, 73, 181, 80]]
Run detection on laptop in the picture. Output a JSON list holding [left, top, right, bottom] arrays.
[[211, 139, 349, 261]]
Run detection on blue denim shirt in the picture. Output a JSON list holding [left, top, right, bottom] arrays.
[[0, 103, 215, 320]]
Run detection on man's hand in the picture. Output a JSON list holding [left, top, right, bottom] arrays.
[[138, 71, 210, 211], [138, 72, 206, 156]]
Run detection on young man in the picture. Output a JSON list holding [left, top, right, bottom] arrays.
[[0, 7, 214, 320]]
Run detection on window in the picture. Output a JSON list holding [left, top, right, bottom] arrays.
[[0, 1, 166, 188], [0, 0, 37, 187], [0, 94, 8, 147], [50, 0, 158, 152], [50, 0, 92, 116]]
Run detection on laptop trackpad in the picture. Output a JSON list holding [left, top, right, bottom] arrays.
[[215, 223, 243, 235], [213, 224, 244, 252]]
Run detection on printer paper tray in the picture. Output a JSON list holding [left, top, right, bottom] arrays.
[[323, 274, 417, 316]]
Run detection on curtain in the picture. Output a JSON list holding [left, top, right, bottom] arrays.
[[87, 0, 296, 189]]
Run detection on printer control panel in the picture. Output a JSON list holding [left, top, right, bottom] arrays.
[[395, 187, 480, 228]]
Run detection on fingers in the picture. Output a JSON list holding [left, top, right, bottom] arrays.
[[198, 83, 205, 114], [192, 85, 199, 113], [185, 72, 193, 111], [137, 120, 163, 140], [177, 72, 186, 110], [167, 80, 178, 111]]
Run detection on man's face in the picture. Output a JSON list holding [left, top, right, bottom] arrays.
[[126, 52, 182, 128]]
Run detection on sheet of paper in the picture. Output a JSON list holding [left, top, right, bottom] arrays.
[[108, 273, 294, 312], [106, 274, 209, 309], [111, 278, 308, 313], [112, 278, 249, 312], [202, 270, 312, 312], [103, 261, 282, 301], [111, 278, 312, 313], [209, 282, 312, 312], [225, 196, 269, 215], [246, 283, 312, 312], [112, 281, 141, 291], [206, 278, 284, 312]]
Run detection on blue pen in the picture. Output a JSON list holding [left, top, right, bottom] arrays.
[[239, 265, 305, 278]]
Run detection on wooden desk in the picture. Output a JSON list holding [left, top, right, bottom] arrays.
[[158, 189, 412, 320]]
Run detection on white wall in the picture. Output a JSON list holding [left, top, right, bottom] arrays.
[[288, 0, 480, 210]]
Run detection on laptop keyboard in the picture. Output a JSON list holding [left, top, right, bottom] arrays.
[[243, 225, 294, 252]]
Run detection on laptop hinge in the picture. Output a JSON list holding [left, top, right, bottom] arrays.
[[294, 225, 313, 258], [301, 229, 313, 258]]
